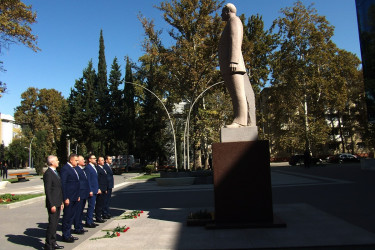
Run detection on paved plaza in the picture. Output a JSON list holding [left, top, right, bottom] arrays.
[[0, 163, 375, 249]]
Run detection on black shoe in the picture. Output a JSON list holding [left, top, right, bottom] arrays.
[[94, 223, 99, 226], [72, 236, 79, 240], [44, 244, 53, 250], [96, 218, 106, 223], [54, 243, 64, 249], [84, 223, 96, 228], [62, 237, 74, 243], [72, 229, 84, 234], [103, 215, 111, 219]]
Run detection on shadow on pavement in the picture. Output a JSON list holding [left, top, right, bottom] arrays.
[[6, 234, 44, 249]]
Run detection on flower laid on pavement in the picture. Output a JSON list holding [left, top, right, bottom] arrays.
[[116, 210, 143, 220], [90, 224, 129, 240]]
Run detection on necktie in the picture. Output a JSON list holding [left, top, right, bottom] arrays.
[[81, 167, 88, 178], [53, 169, 60, 178], [100, 165, 107, 174], [73, 168, 79, 180]]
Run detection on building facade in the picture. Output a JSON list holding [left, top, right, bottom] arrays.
[[0, 113, 21, 147]]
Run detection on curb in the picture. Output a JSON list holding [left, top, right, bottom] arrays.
[[0, 174, 144, 210], [0, 195, 45, 209]]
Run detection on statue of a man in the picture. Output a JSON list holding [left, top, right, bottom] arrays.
[[219, 3, 256, 128]]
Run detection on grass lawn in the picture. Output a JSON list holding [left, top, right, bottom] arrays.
[[133, 173, 160, 180], [2, 178, 19, 183], [0, 193, 44, 204]]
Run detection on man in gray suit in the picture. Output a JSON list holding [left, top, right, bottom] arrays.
[[43, 155, 64, 250]]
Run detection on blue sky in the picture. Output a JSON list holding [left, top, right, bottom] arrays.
[[0, 0, 360, 116]]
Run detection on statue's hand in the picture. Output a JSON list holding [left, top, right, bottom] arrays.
[[229, 62, 237, 73]]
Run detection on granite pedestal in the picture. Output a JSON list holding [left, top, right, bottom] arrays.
[[210, 140, 285, 228]]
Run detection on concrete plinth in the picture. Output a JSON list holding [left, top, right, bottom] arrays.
[[220, 126, 258, 142], [212, 140, 282, 227]]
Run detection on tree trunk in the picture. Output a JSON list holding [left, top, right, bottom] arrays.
[[194, 142, 201, 170]]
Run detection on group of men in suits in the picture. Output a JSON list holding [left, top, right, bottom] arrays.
[[43, 153, 114, 250]]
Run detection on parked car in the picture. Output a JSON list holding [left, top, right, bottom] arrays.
[[289, 154, 323, 166], [327, 153, 360, 164]]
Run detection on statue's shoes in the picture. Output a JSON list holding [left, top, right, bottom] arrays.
[[225, 122, 246, 128]]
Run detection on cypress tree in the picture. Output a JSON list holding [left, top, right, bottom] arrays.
[[66, 60, 98, 154], [96, 29, 110, 155], [124, 56, 136, 154], [108, 57, 126, 155], [136, 59, 169, 165]]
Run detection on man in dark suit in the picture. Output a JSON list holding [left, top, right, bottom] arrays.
[[102, 155, 114, 219], [84, 154, 99, 228], [73, 155, 90, 234], [60, 154, 80, 243], [95, 156, 108, 223], [43, 155, 64, 250]]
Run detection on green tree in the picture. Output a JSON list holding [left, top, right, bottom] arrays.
[[123, 56, 136, 154], [270, 1, 337, 155], [66, 60, 99, 154], [240, 14, 278, 140], [107, 57, 126, 155], [0, 0, 40, 93], [14, 87, 66, 173], [15, 87, 66, 152], [0, 0, 39, 52], [136, 54, 170, 165], [4, 137, 28, 169], [327, 50, 366, 154], [241, 14, 278, 95], [140, 0, 225, 168], [96, 30, 110, 155], [0, 81, 5, 97], [32, 130, 49, 175]]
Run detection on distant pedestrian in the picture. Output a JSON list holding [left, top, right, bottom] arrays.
[[0, 161, 3, 177], [2, 162, 8, 179], [43, 155, 64, 250], [304, 150, 311, 168]]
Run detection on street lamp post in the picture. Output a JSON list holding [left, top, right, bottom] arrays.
[[29, 137, 34, 168], [66, 134, 70, 159]]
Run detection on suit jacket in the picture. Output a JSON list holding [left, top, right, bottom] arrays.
[[76, 166, 90, 200], [103, 163, 114, 189], [60, 163, 80, 201], [96, 165, 109, 192], [218, 15, 246, 75], [85, 163, 99, 194], [43, 167, 63, 209]]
